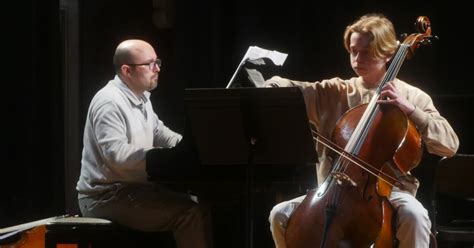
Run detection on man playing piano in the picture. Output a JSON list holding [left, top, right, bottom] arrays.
[[76, 39, 213, 248]]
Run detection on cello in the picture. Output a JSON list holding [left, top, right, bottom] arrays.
[[284, 16, 436, 248]]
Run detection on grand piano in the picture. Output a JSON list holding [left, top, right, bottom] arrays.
[[146, 87, 317, 248]]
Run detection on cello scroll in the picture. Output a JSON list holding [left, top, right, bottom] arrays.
[[403, 16, 438, 59]]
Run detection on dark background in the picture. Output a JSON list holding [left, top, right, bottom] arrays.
[[1, 0, 472, 247]]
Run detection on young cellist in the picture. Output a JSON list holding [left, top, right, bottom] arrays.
[[266, 13, 459, 248]]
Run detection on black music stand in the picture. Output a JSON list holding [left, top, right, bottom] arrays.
[[184, 87, 318, 248]]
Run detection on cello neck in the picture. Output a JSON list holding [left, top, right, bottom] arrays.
[[345, 43, 411, 155]]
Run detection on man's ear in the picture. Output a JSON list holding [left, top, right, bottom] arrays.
[[121, 64, 132, 76]]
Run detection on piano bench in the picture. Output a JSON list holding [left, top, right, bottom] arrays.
[[44, 217, 176, 248]]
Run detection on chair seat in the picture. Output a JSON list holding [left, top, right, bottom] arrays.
[[48, 217, 112, 225]]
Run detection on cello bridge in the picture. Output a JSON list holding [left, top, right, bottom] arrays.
[[332, 172, 358, 187]]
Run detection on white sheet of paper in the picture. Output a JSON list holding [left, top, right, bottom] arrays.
[[244, 68, 265, 87], [226, 46, 288, 88], [244, 46, 288, 66]]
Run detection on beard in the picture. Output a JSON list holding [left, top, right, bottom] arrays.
[[148, 77, 158, 91]]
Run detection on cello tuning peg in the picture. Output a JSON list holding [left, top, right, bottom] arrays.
[[420, 35, 439, 46], [418, 39, 432, 46], [427, 35, 439, 41]]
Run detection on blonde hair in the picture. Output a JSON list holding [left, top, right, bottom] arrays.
[[343, 14, 398, 60]]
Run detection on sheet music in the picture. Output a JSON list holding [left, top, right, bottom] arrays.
[[244, 68, 265, 87], [226, 46, 288, 88], [244, 46, 288, 66]]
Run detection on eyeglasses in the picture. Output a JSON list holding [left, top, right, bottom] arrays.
[[126, 59, 162, 70]]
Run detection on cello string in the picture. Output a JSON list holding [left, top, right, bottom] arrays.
[[377, 43, 409, 93]]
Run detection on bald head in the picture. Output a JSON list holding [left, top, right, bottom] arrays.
[[113, 39, 156, 74]]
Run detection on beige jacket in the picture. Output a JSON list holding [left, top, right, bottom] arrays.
[[265, 76, 459, 186]]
